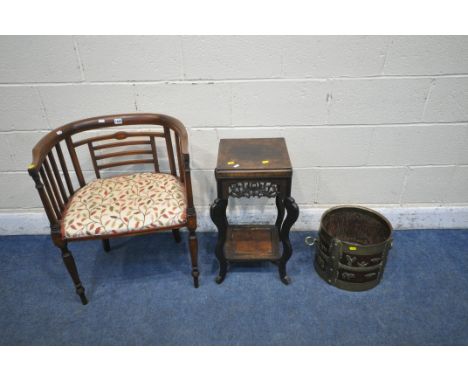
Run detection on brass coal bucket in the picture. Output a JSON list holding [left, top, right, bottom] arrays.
[[306, 206, 393, 291]]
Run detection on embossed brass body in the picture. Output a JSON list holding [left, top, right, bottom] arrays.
[[309, 206, 393, 292]]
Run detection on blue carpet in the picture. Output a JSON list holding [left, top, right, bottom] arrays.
[[0, 230, 467, 345]]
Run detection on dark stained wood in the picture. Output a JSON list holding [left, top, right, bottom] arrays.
[[54, 143, 74, 195], [102, 239, 111, 252], [47, 151, 68, 204], [66, 136, 86, 187], [183, 154, 195, 211], [82, 132, 164, 176], [150, 136, 160, 172], [211, 138, 299, 284], [164, 126, 177, 176], [43, 158, 65, 210], [94, 149, 153, 160], [93, 139, 150, 150], [85, 136, 163, 175], [30, 114, 189, 171], [189, 229, 199, 288], [175, 134, 184, 182], [96, 158, 155, 170], [52, 235, 88, 305], [210, 198, 228, 284], [88, 142, 101, 179], [29, 169, 58, 225], [225, 225, 280, 262], [172, 229, 181, 243], [275, 194, 285, 231], [27, 113, 198, 304], [73, 131, 164, 148], [216, 138, 292, 179], [40, 167, 61, 219], [278, 197, 300, 285]]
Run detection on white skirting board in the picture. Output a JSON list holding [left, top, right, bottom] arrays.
[[1, 205, 468, 235]]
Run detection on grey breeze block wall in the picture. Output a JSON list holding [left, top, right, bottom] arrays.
[[1, 36, 468, 230]]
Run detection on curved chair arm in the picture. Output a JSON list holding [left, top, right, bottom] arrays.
[[29, 113, 188, 172], [183, 154, 194, 201]]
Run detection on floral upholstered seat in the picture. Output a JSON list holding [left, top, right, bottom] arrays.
[[62, 172, 187, 239]]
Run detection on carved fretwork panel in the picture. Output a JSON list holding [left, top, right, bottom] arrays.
[[228, 181, 279, 198]]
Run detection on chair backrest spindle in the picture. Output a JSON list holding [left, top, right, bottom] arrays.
[[164, 126, 177, 176], [66, 136, 86, 188], [43, 157, 65, 211], [54, 143, 74, 195], [88, 142, 101, 179], [150, 136, 160, 172], [39, 167, 61, 220], [47, 151, 69, 204], [175, 134, 185, 183]]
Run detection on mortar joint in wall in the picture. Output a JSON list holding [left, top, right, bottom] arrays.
[[421, 79, 437, 121], [33, 87, 51, 130], [379, 37, 394, 75], [72, 36, 86, 82]]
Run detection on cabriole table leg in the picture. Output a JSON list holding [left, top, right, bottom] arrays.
[[278, 196, 299, 285], [210, 198, 229, 284]]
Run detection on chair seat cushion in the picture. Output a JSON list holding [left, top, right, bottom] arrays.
[[62, 172, 187, 239]]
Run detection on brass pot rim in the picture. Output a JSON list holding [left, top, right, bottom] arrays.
[[319, 205, 393, 247]]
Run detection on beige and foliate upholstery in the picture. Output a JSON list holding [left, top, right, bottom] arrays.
[[62, 172, 187, 239]]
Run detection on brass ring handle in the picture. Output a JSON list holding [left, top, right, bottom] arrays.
[[304, 236, 317, 246]]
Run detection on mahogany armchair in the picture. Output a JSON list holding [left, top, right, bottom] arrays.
[[28, 113, 199, 305]]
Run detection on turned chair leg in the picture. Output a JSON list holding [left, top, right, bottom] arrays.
[[188, 229, 199, 288], [102, 239, 111, 252], [172, 229, 181, 243], [53, 238, 88, 305]]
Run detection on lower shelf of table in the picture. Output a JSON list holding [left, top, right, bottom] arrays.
[[224, 225, 281, 262]]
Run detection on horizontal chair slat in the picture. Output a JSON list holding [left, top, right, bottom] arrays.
[[94, 149, 153, 161], [73, 132, 165, 148], [93, 140, 151, 150], [97, 159, 155, 170]]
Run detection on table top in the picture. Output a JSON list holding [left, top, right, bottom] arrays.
[[215, 138, 292, 179]]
